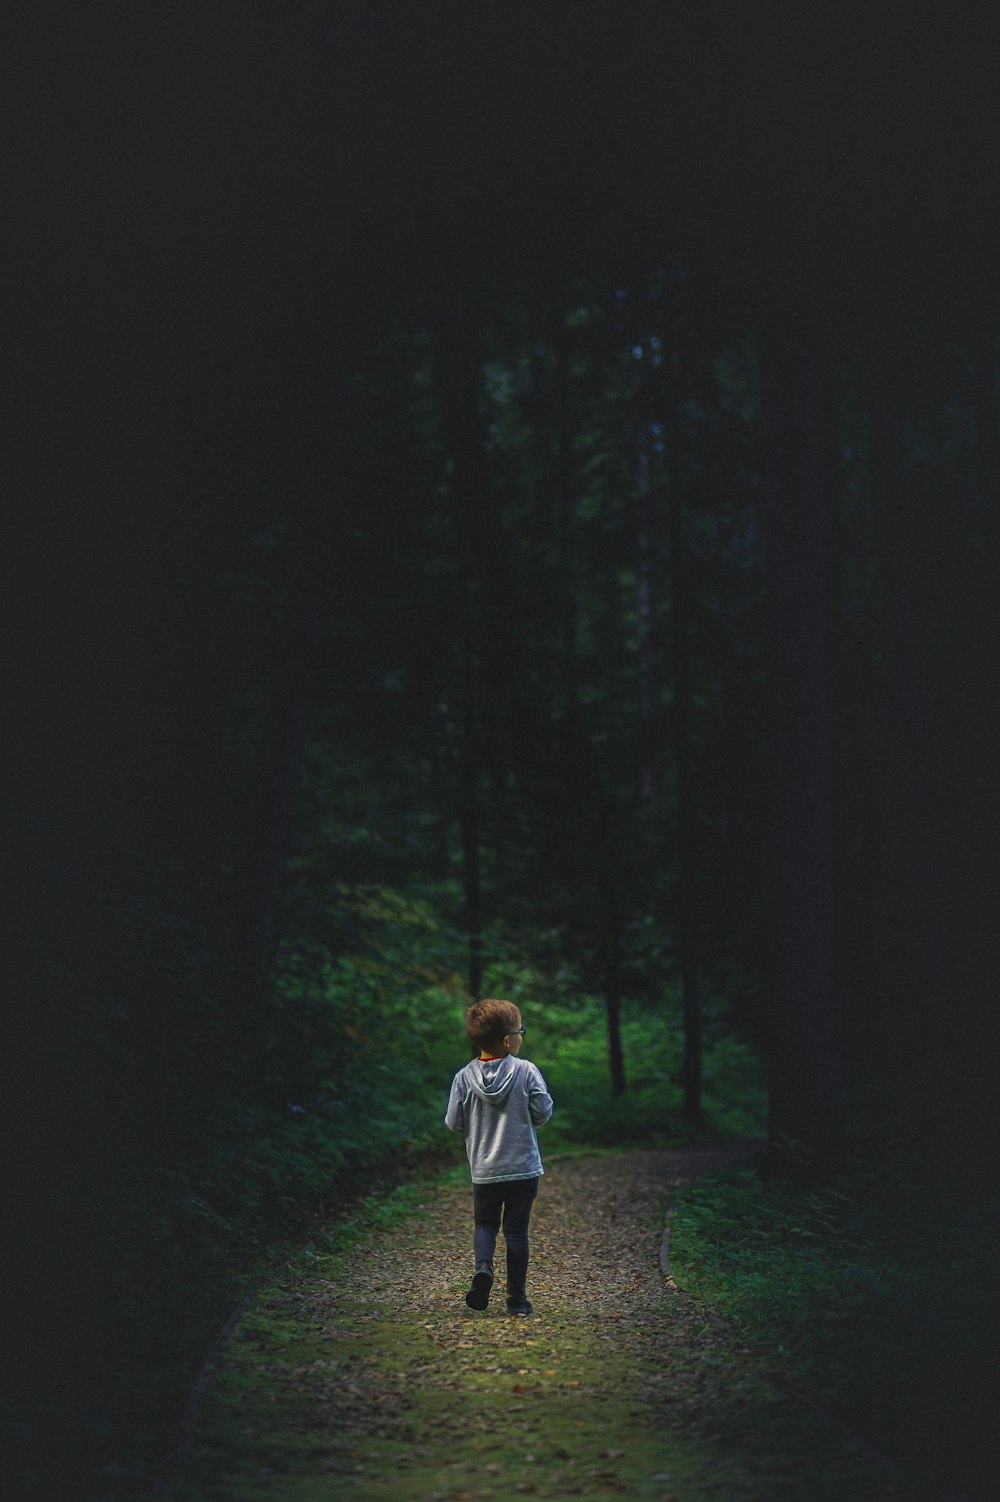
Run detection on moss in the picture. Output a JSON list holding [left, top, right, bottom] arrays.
[[174, 1149, 934, 1502], [178, 1310, 739, 1501]]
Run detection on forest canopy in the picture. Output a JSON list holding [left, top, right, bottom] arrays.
[[9, 3, 1000, 1497]]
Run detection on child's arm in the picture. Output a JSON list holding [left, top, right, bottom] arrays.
[[444, 1072, 466, 1133], [527, 1065, 554, 1127]]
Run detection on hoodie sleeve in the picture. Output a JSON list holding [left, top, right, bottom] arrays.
[[527, 1064, 554, 1126], [445, 1070, 467, 1133]]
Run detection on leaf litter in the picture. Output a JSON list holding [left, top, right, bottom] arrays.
[[172, 1144, 929, 1502]]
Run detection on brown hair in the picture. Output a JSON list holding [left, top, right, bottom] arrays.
[[466, 998, 521, 1051]]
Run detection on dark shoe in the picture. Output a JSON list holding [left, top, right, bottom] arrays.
[[506, 1295, 533, 1315], [465, 1265, 494, 1310]]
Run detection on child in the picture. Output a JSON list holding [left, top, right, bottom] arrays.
[[445, 998, 554, 1315]]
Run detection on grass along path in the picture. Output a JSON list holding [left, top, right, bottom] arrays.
[[169, 1144, 942, 1502]]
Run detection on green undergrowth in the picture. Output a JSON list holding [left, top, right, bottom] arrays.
[[170, 1145, 938, 1502], [13, 878, 764, 1502], [175, 1303, 722, 1502], [476, 958, 767, 1149], [668, 1156, 1000, 1501], [7, 1098, 459, 1502], [171, 1155, 743, 1502]]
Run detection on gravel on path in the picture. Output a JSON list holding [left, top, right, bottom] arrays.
[[173, 1141, 926, 1502]]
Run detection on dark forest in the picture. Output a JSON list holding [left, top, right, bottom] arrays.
[[8, 3, 1000, 1498]]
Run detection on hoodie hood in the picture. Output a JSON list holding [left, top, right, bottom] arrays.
[[467, 1055, 518, 1105]]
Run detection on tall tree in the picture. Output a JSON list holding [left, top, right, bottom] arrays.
[[636, 438, 657, 799], [432, 303, 487, 996], [664, 386, 703, 1125], [759, 285, 841, 1166], [555, 304, 628, 1095]]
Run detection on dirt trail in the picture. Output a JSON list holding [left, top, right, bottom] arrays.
[[171, 1143, 922, 1502]]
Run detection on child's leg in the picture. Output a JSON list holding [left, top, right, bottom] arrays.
[[500, 1177, 539, 1305], [467, 1182, 503, 1308], [472, 1182, 503, 1269]]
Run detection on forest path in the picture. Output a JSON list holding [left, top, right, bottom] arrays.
[[171, 1144, 921, 1502]]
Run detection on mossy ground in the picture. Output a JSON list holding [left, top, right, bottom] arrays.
[[169, 1147, 946, 1502]]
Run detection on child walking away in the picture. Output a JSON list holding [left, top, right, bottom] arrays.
[[445, 999, 553, 1315]]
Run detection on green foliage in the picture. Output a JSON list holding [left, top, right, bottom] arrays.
[[479, 958, 766, 1147], [670, 1159, 1000, 1494], [272, 880, 470, 1149], [14, 833, 767, 1500], [272, 889, 767, 1169], [17, 27, 1000, 1501], [23, 260, 992, 1502]]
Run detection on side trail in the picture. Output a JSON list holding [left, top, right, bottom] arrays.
[[171, 1144, 927, 1502]]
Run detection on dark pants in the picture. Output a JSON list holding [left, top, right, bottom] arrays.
[[472, 1177, 539, 1298]]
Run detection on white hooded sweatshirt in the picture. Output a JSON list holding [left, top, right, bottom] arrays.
[[445, 1054, 554, 1183]]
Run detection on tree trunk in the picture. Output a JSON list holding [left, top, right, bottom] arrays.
[[224, 652, 314, 1039], [432, 305, 486, 997], [553, 306, 626, 1094], [636, 440, 657, 798], [760, 315, 841, 1168], [665, 423, 702, 1124], [862, 323, 990, 1122], [460, 650, 484, 999], [554, 319, 579, 710], [603, 881, 627, 1097]]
